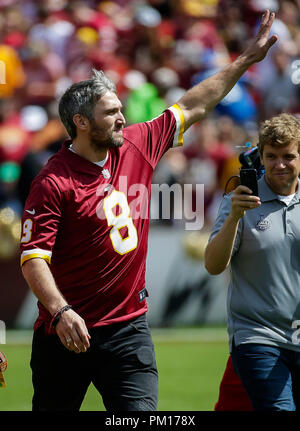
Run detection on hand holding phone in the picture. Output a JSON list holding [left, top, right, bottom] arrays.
[[240, 168, 259, 196]]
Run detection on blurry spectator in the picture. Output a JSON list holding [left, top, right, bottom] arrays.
[[206, 116, 240, 187], [262, 46, 300, 117], [151, 66, 180, 99], [0, 99, 31, 165], [18, 104, 67, 207], [1, 4, 28, 50], [0, 43, 26, 97], [125, 82, 167, 124], [132, 4, 164, 74], [0, 161, 22, 213], [19, 40, 65, 107], [277, 0, 300, 40], [183, 120, 220, 222], [217, 115, 249, 190], [253, 0, 297, 94], [28, 4, 75, 60], [217, 1, 249, 56]]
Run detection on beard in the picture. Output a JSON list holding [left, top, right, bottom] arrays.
[[89, 121, 124, 152], [265, 170, 297, 195]]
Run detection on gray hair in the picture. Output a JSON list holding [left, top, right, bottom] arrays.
[[58, 69, 116, 139]]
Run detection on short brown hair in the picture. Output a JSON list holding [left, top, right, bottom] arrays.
[[258, 113, 300, 155]]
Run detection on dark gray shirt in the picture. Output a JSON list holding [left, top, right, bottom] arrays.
[[209, 176, 300, 352]]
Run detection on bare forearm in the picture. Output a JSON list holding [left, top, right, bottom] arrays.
[[204, 215, 240, 275], [178, 56, 250, 129], [22, 258, 90, 353], [176, 10, 277, 130], [21, 258, 67, 315], [205, 183, 261, 274]]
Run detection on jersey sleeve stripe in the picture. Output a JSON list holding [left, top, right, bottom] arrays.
[[20, 249, 52, 266], [168, 104, 185, 147]]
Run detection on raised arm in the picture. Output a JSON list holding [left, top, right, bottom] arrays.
[[177, 10, 278, 131]]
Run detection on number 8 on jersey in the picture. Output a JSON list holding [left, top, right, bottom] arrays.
[[103, 190, 138, 255]]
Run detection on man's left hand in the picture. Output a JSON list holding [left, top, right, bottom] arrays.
[[241, 9, 278, 65]]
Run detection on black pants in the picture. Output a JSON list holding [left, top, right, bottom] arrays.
[[30, 314, 158, 411]]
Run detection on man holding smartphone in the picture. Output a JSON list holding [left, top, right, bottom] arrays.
[[205, 113, 300, 410]]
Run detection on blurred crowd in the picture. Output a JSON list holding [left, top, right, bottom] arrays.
[[1, 0, 300, 258]]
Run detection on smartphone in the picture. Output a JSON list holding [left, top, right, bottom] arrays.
[[240, 168, 259, 196]]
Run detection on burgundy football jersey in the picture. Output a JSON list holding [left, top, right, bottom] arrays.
[[20, 105, 185, 332]]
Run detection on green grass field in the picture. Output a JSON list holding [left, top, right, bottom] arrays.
[[0, 327, 229, 411]]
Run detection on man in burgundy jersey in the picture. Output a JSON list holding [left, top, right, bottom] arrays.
[[20, 11, 276, 411]]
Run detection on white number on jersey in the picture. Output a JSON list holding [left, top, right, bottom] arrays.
[[20, 219, 33, 243], [103, 190, 138, 255], [292, 320, 300, 345]]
